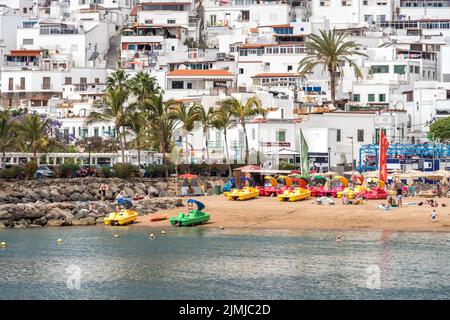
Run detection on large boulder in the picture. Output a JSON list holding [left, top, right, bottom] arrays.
[[74, 209, 89, 219], [71, 218, 96, 226], [122, 187, 135, 198], [0, 211, 12, 220], [69, 193, 84, 201], [154, 181, 168, 192], [25, 190, 41, 202], [46, 219, 65, 227], [38, 190, 51, 201], [48, 207, 74, 220], [49, 188, 61, 197], [33, 216, 47, 226]]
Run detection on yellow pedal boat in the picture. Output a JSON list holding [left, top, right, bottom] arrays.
[[224, 187, 259, 201], [104, 209, 138, 226], [277, 188, 311, 202]]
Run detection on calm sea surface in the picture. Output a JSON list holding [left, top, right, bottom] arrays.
[[1, 226, 450, 299]]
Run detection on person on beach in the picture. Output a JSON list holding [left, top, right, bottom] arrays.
[[99, 183, 108, 201], [431, 210, 437, 222], [436, 183, 442, 198], [396, 186, 403, 207]]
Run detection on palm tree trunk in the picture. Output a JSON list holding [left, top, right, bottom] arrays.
[[204, 128, 211, 176], [117, 126, 125, 163], [224, 130, 232, 177], [242, 121, 249, 164], [122, 126, 128, 161], [137, 143, 141, 168], [329, 69, 336, 104]]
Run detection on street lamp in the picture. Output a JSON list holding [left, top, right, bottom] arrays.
[[328, 146, 331, 172], [347, 136, 354, 172], [87, 139, 92, 176]]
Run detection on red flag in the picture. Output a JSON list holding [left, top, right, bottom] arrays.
[[378, 130, 389, 182]]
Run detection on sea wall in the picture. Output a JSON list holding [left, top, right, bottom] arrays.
[[0, 177, 226, 229]]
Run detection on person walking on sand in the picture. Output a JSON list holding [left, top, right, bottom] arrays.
[[396, 185, 403, 207], [431, 209, 437, 222]]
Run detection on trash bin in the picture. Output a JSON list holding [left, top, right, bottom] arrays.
[[214, 186, 222, 195]]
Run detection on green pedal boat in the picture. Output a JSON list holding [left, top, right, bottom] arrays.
[[170, 199, 210, 227]]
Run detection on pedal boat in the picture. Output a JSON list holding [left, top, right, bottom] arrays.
[[277, 188, 311, 202], [104, 209, 138, 226]]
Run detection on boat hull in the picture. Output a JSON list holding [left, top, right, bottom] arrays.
[[104, 210, 138, 226], [277, 188, 311, 202], [169, 210, 210, 226]]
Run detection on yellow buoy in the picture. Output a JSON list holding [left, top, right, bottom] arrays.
[[161, 230, 166, 235], [56, 239, 63, 244], [149, 233, 155, 239], [0, 242, 6, 248]]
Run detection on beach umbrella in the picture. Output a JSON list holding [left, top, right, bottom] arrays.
[[432, 170, 450, 177], [178, 173, 199, 179], [264, 175, 278, 187], [333, 176, 349, 187], [427, 173, 444, 181], [402, 169, 428, 178]]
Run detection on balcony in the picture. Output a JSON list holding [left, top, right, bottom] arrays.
[[41, 84, 53, 91], [435, 100, 450, 114]]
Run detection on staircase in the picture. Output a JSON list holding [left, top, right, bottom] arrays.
[[166, 175, 179, 197]]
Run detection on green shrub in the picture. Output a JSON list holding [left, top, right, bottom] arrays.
[[101, 165, 113, 178], [60, 163, 79, 178], [113, 163, 139, 179], [0, 165, 25, 179], [279, 162, 298, 171], [24, 161, 38, 179]]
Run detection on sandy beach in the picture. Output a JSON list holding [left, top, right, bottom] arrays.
[[132, 195, 450, 232]]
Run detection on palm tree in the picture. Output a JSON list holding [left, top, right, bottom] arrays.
[[128, 70, 160, 101], [87, 88, 129, 162], [143, 94, 179, 177], [15, 113, 50, 158], [106, 69, 130, 91], [223, 96, 266, 164], [298, 29, 367, 104], [0, 111, 16, 169], [192, 104, 215, 171], [171, 104, 200, 165], [212, 105, 234, 177], [125, 112, 147, 167]]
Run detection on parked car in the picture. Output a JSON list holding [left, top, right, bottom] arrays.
[[35, 165, 56, 178], [76, 166, 89, 177]]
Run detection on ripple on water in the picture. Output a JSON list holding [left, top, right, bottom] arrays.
[[1, 227, 450, 299]]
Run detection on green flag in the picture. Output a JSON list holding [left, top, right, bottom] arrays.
[[300, 128, 310, 178]]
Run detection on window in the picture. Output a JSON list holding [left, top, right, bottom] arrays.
[[368, 94, 375, 102], [252, 128, 256, 140], [8, 78, 13, 91], [20, 77, 25, 90], [94, 128, 99, 137], [357, 129, 364, 142], [276, 130, 286, 142], [409, 65, 414, 73], [171, 81, 184, 89], [447, 90, 450, 100], [394, 65, 406, 75], [370, 65, 389, 73], [336, 129, 341, 142], [187, 83, 192, 89], [415, 66, 420, 74], [65, 77, 72, 85], [95, 78, 100, 84], [375, 128, 386, 144], [353, 94, 360, 102], [42, 77, 51, 90], [23, 38, 34, 45], [239, 68, 244, 74], [167, 20, 176, 24], [379, 94, 386, 102], [287, 65, 293, 71]]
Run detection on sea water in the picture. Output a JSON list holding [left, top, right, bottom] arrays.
[[1, 227, 450, 299]]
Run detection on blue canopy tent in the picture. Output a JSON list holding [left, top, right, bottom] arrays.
[[241, 176, 255, 187]]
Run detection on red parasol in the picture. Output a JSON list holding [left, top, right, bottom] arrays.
[[178, 173, 199, 179]]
